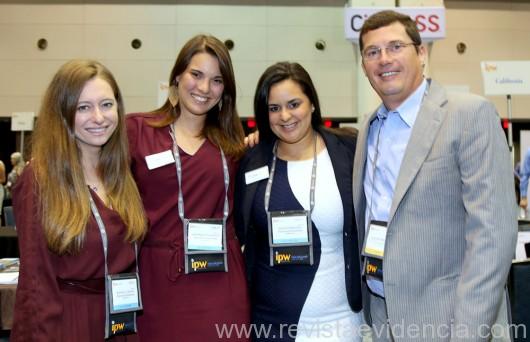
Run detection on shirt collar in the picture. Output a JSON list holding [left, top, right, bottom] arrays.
[[374, 78, 428, 127]]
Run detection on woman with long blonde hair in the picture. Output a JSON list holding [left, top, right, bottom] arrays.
[[11, 59, 146, 341]]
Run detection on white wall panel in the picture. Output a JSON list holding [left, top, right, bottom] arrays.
[[319, 96, 354, 119], [350, 0, 394, 6], [236, 96, 254, 118], [0, 4, 83, 24], [0, 60, 69, 96], [266, 6, 342, 27], [0, 96, 41, 117], [176, 5, 266, 26], [232, 61, 269, 97], [511, 30, 530, 59], [512, 97, 530, 121], [83, 24, 175, 60], [1, 2, 530, 120], [0, 25, 84, 60], [102, 60, 174, 98], [429, 62, 483, 92], [400, 0, 444, 6], [84, 4, 175, 25], [430, 28, 517, 65], [266, 26, 353, 63], [122, 97, 160, 114], [302, 61, 355, 98], [447, 8, 515, 30], [174, 25, 267, 62]]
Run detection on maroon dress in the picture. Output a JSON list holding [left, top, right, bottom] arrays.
[[126, 113, 250, 341], [11, 166, 139, 342]]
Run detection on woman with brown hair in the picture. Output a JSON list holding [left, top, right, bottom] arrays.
[[11, 59, 147, 341], [126, 34, 250, 340]]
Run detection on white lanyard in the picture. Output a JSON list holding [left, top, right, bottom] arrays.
[[264, 132, 317, 213], [89, 194, 139, 281], [169, 124, 230, 223], [367, 113, 387, 225], [89, 194, 139, 335]]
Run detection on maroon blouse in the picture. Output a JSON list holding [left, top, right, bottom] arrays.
[[11, 165, 139, 342], [126, 113, 250, 341]]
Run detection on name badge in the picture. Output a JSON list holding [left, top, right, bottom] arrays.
[[362, 220, 388, 259], [271, 214, 309, 244], [245, 165, 269, 184], [107, 273, 142, 314], [183, 218, 228, 274], [267, 210, 313, 266], [363, 256, 383, 280], [187, 221, 223, 251], [104, 273, 142, 339], [145, 150, 174, 170]]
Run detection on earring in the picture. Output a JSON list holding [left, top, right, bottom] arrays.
[[168, 85, 179, 108], [218, 99, 223, 111], [311, 106, 315, 113]]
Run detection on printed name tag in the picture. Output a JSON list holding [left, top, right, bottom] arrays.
[[107, 273, 142, 314], [245, 166, 269, 184], [145, 150, 174, 170], [267, 211, 313, 266], [271, 215, 309, 244], [187, 222, 223, 251], [362, 221, 387, 259]]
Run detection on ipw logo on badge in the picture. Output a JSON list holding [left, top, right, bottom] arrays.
[[275, 252, 291, 264], [191, 259, 208, 271]]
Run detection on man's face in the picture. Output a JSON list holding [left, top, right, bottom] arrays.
[[361, 22, 426, 110]]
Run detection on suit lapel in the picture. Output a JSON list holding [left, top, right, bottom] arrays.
[[322, 131, 352, 234], [241, 143, 274, 234], [387, 80, 448, 224]]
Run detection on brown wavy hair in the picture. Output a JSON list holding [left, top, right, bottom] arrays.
[[31, 59, 147, 254], [148, 34, 245, 159]]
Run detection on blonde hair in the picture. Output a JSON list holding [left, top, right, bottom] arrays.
[[31, 59, 147, 254]]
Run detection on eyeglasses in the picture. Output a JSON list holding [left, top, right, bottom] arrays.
[[362, 41, 418, 61]]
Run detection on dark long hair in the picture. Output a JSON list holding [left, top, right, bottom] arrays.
[[254, 62, 323, 143]]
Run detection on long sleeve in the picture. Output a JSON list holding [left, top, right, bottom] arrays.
[[10, 167, 63, 342], [452, 100, 518, 340]]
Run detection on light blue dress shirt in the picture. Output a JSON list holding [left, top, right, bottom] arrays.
[[520, 148, 530, 198], [363, 79, 428, 297]]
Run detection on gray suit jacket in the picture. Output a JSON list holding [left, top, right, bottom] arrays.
[[353, 79, 518, 340]]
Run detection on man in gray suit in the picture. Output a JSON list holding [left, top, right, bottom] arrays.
[[352, 10, 518, 341]]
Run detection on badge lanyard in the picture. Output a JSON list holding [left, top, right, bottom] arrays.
[[364, 83, 430, 259], [169, 124, 229, 273], [362, 84, 429, 279], [89, 195, 141, 339], [361, 113, 389, 282], [264, 132, 317, 266], [366, 113, 387, 226]]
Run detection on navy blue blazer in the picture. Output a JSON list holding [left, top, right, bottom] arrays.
[[235, 127, 362, 312]]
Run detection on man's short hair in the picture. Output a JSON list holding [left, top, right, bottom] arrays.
[[359, 10, 422, 53]]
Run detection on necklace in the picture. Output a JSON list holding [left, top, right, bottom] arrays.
[[89, 185, 98, 192]]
